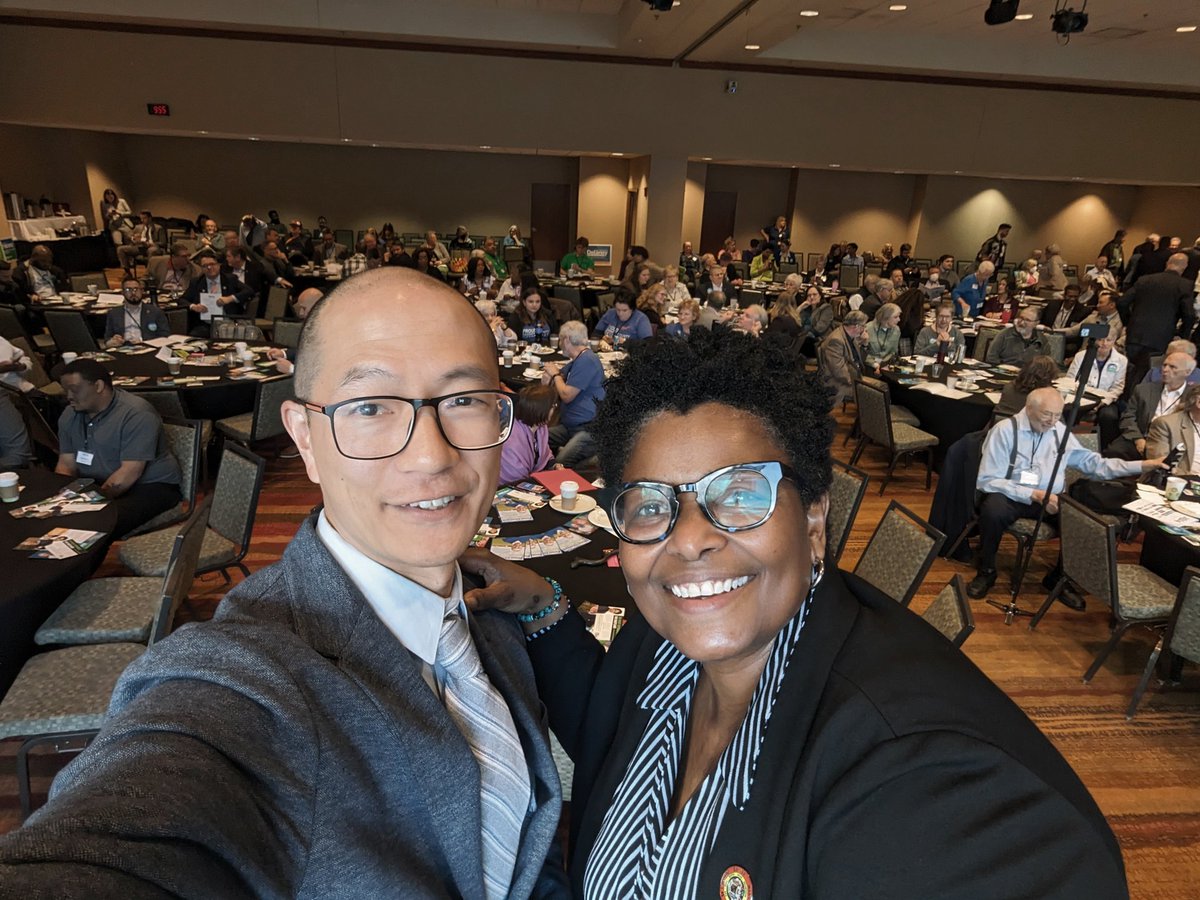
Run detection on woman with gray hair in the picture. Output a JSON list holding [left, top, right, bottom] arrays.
[[475, 298, 516, 346], [864, 302, 901, 360]]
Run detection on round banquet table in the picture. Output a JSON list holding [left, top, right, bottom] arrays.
[[93, 340, 282, 420], [0, 470, 119, 695], [495, 487, 631, 615]]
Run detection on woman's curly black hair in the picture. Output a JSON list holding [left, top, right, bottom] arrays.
[[594, 329, 834, 505]]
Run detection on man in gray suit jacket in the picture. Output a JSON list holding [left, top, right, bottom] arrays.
[[0, 268, 566, 898], [1109, 351, 1195, 460]]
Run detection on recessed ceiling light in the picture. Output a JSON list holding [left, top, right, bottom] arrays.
[[828, 163, 841, 168], [1015, 13, 1033, 19], [701, 157, 713, 161], [1178, 25, 1198, 33], [371, 143, 378, 148], [479, 145, 492, 149], [342, 138, 351, 143], [744, 42, 761, 50], [611, 152, 625, 157], [672, 0, 681, 5], [888, 4, 907, 10], [954, 170, 962, 174], [248, 137, 259, 141], [198, 130, 208, 135], [800, 10, 819, 17]]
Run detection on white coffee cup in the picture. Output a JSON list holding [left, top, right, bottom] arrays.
[[240, 350, 255, 363], [946, 375, 958, 390], [61, 351, 78, 365], [559, 480, 579, 510], [234, 341, 248, 352], [1165, 476, 1187, 502], [166, 357, 182, 375], [502, 350, 514, 366], [0, 471, 19, 503], [914, 359, 926, 374]]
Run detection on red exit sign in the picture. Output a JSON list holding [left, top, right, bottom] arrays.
[[146, 103, 171, 117]]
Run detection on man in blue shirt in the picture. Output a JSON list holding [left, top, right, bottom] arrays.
[[543, 321, 605, 468], [593, 297, 653, 348], [953, 260, 994, 318], [968, 387, 1164, 602]]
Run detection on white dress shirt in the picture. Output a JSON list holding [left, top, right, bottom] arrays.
[[0, 335, 33, 392], [316, 511, 454, 694], [121, 304, 144, 343], [1157, 384, 1186, 420]]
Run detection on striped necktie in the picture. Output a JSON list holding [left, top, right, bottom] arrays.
[[436, 602, 532, 900]]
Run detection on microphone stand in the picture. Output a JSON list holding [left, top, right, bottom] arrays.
[[987, 333, 1099, 624]]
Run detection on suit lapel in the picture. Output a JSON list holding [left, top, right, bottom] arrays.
[[278, 521, 487, 898]]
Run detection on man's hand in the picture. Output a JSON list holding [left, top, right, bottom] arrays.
[[459, 548, 555, 614], [266, 347, 288, 361], [218, 295, 236, 307], [543, 362, 561, 378], [1142, 456, 1169, 473], [189, 303, 206, 313], [1135, 438, 1147, 456], [108, 334, 126, 348], [0, 360, 24, 373]]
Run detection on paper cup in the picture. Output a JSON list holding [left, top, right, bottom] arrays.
[[946, 375, 958, 390], [502, 350, 514, 366], [1165, 477, 1187, 502], [234, 341, 248, 352], [61, 351, 78, 365], [166, 357, 182, 375], [559, 480, 579, 510], [0, 471, 19, 503]]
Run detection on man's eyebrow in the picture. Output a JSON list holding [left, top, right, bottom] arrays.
[[334, 363, 497, 394], [336, 364, 396, 392]]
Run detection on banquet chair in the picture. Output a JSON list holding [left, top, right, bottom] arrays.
[[1044, 332, 1065, 366], [852, 501, 945, 607], [215, 375, 296, 450], [123, 417, 204, 537], [36, 496, 213, 649], [549, 297, 580, 325], [0, 498, 208, 819], [0, 305, 25, 341], [920, 576, 975, 648], [1126, 566, 1200, 719], [552, 285, 584, 315], [5, 386, 59, 466], [211, 318, 265, 341], [255, 285, 291, 333], [273, 318, 303, 349], [825, 461, 869, 567], [165, 308, 188, 335], [120, 442, 266, 583], [68, 272, 107, 293], [848, 379, 937, 495], [9, 337, 63, 397], [43, 309, 99, 355], [973, 328, 997, 362], [1030, 497, 1175, 686]]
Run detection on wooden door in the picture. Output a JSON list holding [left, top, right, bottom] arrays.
[[530, 183, 571, 268], [700, 190, 738, 258]]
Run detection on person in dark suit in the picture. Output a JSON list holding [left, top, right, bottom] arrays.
[[12, 245, 67, 299], [222, 246, 272, 316], [1040, 284, 1089, 329], [1118, 252, 1194, 387], [463, 330, 1128, 899], [103, 277, 171, 346], [181, 253, 255, 336], [313, 228, 349, 263], [146, 242, 200, 295], [116, 210, 167, 274], [1109, 351, 1195, 458], [0, 269, 566, 898], [283, 220, 314, 262], [819, 310, 868, 406], [695, 263, 739, 305]]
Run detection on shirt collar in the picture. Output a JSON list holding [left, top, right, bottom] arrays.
[[315, 510, 457, 667]]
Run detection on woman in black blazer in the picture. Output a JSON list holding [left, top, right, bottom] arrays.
[[465, 330, 1127, 899]]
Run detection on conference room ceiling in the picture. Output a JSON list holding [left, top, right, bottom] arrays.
[[2, 0, 1198, 92]]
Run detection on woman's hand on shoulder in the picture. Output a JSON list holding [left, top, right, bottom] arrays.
[[460, 547, 557, 614]]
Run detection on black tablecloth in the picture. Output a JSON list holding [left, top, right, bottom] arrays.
[[0, 470, 118, 695], [98, 341, 281, 420], [879, 368, 997, 470], [496, 493, 629, 612], [1139, 524, 1197, 587], [28, 295, 187, 339]]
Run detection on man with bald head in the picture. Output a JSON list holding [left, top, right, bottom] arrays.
[[0, 269, 566, 897], [970, 387, 1164, 601], [1118, 252, 1194, 388]]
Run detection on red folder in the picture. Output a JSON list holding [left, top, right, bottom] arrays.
[[531, 468, 596, 494]]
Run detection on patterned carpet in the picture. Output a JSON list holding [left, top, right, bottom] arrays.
[[2, 411, 1198, 897]]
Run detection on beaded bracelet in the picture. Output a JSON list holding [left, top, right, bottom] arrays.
[[525, 597, 571, 642], [516, 577, 563, 623]]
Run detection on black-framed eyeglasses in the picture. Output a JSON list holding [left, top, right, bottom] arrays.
[[610, 460, 799, 544], [300, 390, 514, 460]]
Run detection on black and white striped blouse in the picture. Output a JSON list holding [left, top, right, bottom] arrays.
[[582, 597, 814, 900]]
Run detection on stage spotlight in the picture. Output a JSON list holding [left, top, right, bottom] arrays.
[[1051, 6, 1089, 35], [984, 0, 1019, 26]]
